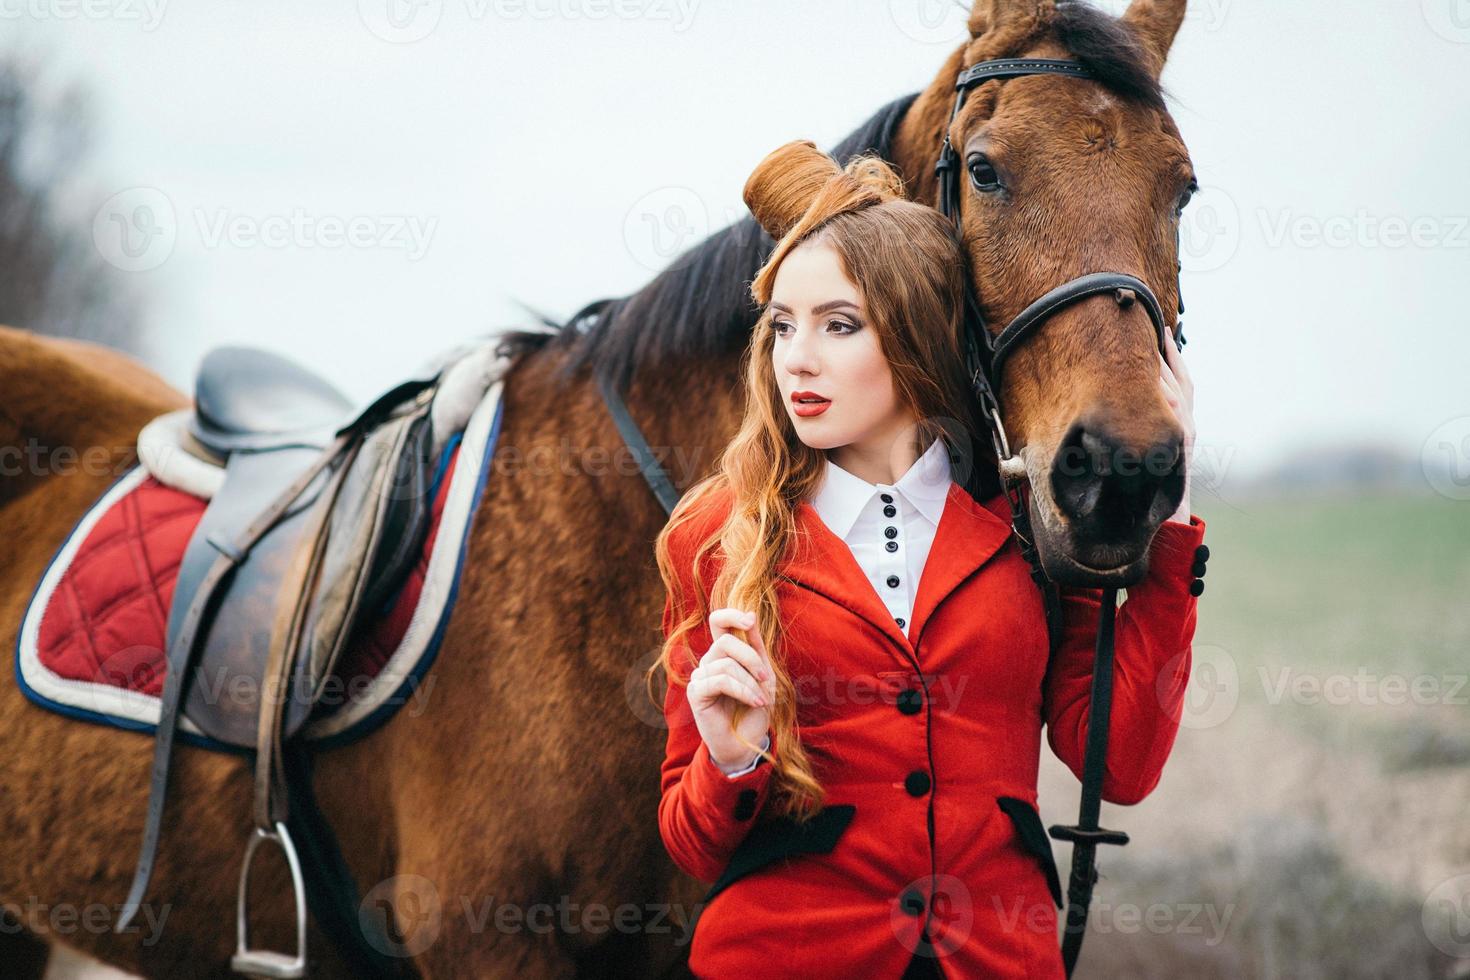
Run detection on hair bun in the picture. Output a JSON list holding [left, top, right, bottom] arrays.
[[743, 140, 911, 303], [742, 140, 841, 242], [743, 139, 909, 245]]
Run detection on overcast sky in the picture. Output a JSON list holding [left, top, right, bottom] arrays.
[[4, 0, 1467, 491]]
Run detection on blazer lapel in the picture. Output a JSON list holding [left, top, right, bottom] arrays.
[[781, 483, 1014, 654], [906, 484, 1014, 646]]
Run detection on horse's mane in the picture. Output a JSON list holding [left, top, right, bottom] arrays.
[[495, 91, 922, 391]]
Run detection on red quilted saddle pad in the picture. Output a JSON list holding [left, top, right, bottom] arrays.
[[36, 451, 458, 708]]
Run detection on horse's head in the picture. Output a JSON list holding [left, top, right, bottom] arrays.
[[923, 0, 1196, 587]]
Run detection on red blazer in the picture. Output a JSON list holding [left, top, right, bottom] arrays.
[[658, 481, 1207, 979]]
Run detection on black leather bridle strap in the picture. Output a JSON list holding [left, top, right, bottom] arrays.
[[955, 57, 1095, 87], [1050, 590, 1130, 975], [596, 369, 681, 516], [990, 271, 1171, 387]]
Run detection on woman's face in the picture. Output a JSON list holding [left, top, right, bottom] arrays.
[[769, 240, 912, 456]]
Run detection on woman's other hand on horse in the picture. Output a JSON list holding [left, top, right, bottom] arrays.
[[690, 608, 775, 773], [1160, 338, 1195, 522]]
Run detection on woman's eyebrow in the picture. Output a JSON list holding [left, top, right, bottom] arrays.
[[769, 299, 861, 314]]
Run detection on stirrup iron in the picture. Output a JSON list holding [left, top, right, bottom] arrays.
[[231, 822, 308, 979]]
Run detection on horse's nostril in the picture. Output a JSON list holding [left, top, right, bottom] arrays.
[[1113, 287, 1136, 309], [1051, 422, 1183, 531]]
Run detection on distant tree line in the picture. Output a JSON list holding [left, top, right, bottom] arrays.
[[0, 56, 141, 349]]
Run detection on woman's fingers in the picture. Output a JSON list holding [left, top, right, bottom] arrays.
[[701, 651, 768, 703], [713, 658, 769, 706], [704, 611, 771, 684], [708, 607, 753, 640], [703, 633, 768, 684], [1159, 353, 1191, 428], [1160, 334, 1193, 392], [691, 669, 766, 709], [740, 617, 774, 678]]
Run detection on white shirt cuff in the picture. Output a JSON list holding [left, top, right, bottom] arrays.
[[719, 732, 771, 779]]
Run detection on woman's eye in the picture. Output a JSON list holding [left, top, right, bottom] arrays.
[[827, 319, 856, 334], [968, 154, 1002, 192]]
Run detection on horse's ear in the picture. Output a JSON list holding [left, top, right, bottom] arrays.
[[1121, 0, 1187, 74], [966, 0, 1039, 39]]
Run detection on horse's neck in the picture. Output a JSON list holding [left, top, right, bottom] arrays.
[[624, 353, 746, 500]]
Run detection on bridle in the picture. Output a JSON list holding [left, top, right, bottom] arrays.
[[936, 56, 1188, 977], [593, 56, 1193, 979]]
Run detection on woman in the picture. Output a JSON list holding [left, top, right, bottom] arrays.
[[651, 140, 1206, 979]]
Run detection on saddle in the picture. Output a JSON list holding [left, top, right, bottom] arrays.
[[117, 346, 451, 978]]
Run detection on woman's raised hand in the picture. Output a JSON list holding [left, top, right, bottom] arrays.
[[688, 608, 776, 773], [1160, 336, 1195, 523]]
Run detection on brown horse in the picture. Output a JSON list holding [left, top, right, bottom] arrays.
[[0, 0, 1195, 975]]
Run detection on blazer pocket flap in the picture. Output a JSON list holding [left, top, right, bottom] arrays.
[[703, 804, 857, 905], [997, 796, 1063, 909]]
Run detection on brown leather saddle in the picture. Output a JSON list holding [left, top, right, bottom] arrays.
[[115, 346, 445, 978]]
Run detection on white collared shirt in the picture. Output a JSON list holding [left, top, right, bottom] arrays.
[[717, 439, 953, 779], [810, 436, 953, 638]]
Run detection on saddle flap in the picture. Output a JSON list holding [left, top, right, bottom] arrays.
[[175, 448, 338, 746], [295, 404, 435, 710]]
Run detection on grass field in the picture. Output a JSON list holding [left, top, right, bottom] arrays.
[[1049, 488, 1470, 979]]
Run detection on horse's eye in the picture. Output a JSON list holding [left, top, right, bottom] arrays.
[[968, 154, 1002, 192], [1176, 178, 1198, 215]]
